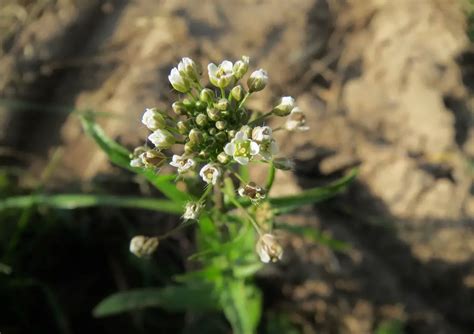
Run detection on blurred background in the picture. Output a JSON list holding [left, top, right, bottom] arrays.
[[0, 0, 473, 333]]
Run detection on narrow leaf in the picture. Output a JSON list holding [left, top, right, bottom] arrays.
[[0, 194, 183, 214]]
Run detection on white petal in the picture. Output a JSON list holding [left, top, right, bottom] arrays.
[[224, 143, 235, 156], [207, 63, 218, 77], [221, 60, 233, 72], [250, 141, 260, 155], [234, 131, 246, 141], [281, 96, 295, 106], [235, 156, 249, 165], [258, 249, 270, 263]]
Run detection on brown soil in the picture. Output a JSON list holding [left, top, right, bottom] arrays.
[[1, 0, 473, 333]]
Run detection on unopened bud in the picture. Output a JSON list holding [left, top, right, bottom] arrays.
[[177, 120, 190, 135], [148, 129, 175, 149], [182, 98, 194, 108], [230, 85, 243, 101], [217, 151, 231, 164], [215, 120, 227, 130], [198, 150, 210, 159], [200, 88, 215, 104], [227, 130, 236, 138], [184, 142, 196, 154], [178, 57, 200, 82], [207, 107, 220, 121], [130, 235, 159, 257], [208, 128, 217, 136], [233, 56, 249, 80], [172, 101, 186, 115], [189, 129, 204, 144], [168, 68, 190, 93], [215, 98, 229, 111], [141, 108, 166, 131], [195, 113, 208, 127], [215, 131, 228, 142], [272, 96, 295, 117], [247, 69, 268, 93]]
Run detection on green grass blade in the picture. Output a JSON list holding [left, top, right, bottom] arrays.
[[270, 168, 358, 213], [0, 194, 183, 214], [93, 284, 219, 317]]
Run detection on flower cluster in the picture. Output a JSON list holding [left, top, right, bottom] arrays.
[[130, 56, 309, 263]]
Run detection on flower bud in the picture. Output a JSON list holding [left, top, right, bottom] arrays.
[[230, 85, 243, 101], [178, 57, 200, 82], [227, 130, 236, 138], [215, 98, 229, 111], [217, 151, 231, 164], [200, 88, 215, 104], [207, 107, 220, 121], [233, 56, 249, 80], [256, 233, 283, 263], [189, 129, 204, 144], [141, 150, 167, 168], [172, 101, 187, 115], [198, 150, 210, 159], [215, 120, 227, 130], [130, 146, 147, 168], [239, 125, 252, 138], [208, 128, 217, 136], [142, 108, 166, 131], [273, 157, 295, 170], [177, 120, 190, 134], [130, 235, 159, 257], [148, 129, 175, 149], [183, 98, 194, 108], [272, 96, 295, 117], [182, 202, 203, 220], [238, 182, 266, 202], [168, 67, 190, 93], [195, 113, 208, 127], [215, 131, 228, 142], [247, 69, 268, 93], [184, 142, 196, 154]]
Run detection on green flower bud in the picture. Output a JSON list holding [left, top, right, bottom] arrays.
[[148, 129, 175, 149], [230, 85, 243, 101], [272, 96, 295, 117], [217, 151, 231, 164], [247, 69, 268, 93], [215, 98, 229, 111], [227, 130, 236, 138], [208, 128, 217, 135], [215, 131, 227, 142], [207, 107, 220, 121], [198, 150, 210, 159], [168, 67, 190, 93], [195, 113, 208, 127], [183, 98, 194, 108], [141, 108, 166, 131], [233, 56, 249, 80], [172, 101, 186, 115], [200, 88, 215, 104], [177, 120, 190, 135], [184, 142, 195, 154], [189, 129, 204, 144], [215, 120, 227, 130], [177, 57, 201, 82]]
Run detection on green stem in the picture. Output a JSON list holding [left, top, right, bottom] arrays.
[[248, 110, 273, 126], [220, 87, 226, 99], [238, 92, 250, 109], [265, 163, 276, 192]]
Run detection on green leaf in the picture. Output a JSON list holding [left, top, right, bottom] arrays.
[[0, 194, 183, 214], [270, 168, 358, 213], [275, 223, 349, 251], [93, 284, 219, 317], [80, 114, 190, 203], [220, 280, 262, 334]]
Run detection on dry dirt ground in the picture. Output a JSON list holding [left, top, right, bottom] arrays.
[[0, 0, 473, 333]]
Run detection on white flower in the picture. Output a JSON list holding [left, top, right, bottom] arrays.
[[178, 57, 199, 81], [285, 107, 309, 131], [148, 129, 175, 149], [141, 108, 165, 131], [182, 202, 202, 220], [168, 67, 190, 93], [170, 154, 195, 173], [247, 69, 268, 92], [256, 233, 283, 263], [224, 130, 260, 165], [272, 96, 295, 116], [199, 163, 221, 185], [252, 126, 273, 142], [130, 235, 159, 257], [238, 182, 266, 202], [208, 60, 234, 88], [258, 140, 279, 161]]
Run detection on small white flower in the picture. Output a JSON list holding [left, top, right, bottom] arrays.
[[258, 140, 279, 161], [224, 130, 260, 165], [285, 107, 310, 132], [272, 96, 295, 116], [148, 129, 175, 149], [256, 233, 283, 263], [170, 154, 196, 173], [141, 108, 165, 131], [208, 60, 234, 88], [168, 67, 190, 93], [130, 235, 159, 257], [199, 163, 221, 185], [182, 202, 202, 220], [238, 182, 266, 202], [247, 69, 268, 92], [252, 126, 273, 142]]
